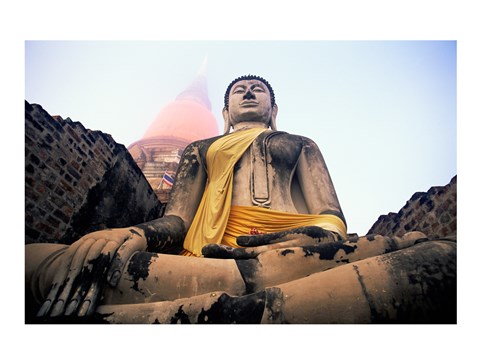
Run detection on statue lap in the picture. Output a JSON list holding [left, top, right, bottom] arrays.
[[93, 239, 456, 324], [26, 233, 456, 323]]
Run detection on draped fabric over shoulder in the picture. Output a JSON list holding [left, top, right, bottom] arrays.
[[182, 128, 268, 256]]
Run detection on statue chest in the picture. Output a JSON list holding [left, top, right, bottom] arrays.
[[232, 134, 302, 208]]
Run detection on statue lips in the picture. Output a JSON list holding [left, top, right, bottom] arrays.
[[240, 100, 259, 107]]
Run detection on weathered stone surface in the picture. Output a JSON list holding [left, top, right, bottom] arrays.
[[25, 101, 164, 245], [368, 176, 456, 239], [92, 239, 456, 324]]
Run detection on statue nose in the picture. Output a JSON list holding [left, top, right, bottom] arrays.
[[243, 90, 255, 100]]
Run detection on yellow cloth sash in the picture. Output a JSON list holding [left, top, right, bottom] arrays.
[[182, 205, 347, 256], [222, 205, 347, 247], [182, 127, 268, 256]]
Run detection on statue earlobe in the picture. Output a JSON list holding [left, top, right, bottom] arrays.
[[270, 104, 278, 131], [222, 107, 232, 134]]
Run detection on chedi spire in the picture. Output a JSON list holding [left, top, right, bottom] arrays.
[[128, 57, 218, 204], [175, 56, 211, 110]]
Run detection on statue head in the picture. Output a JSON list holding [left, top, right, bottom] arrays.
[[222, 75, 278, 134]]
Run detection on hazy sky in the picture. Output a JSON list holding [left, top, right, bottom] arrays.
[[25, 40, 456, 235], [5, 0, 479, 356]]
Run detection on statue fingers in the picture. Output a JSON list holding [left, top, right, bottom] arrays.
[[65, 240, 120, 316], [63, 239, 115, 316], [236, 233, 281, 247], [63, 278, 90, 316], [48, 237, 99, 316], [59, 238, 106, 316], [106, 231, 147, 287], [229, 247, 259, 259], [202, 244, 258, 259], [211, 237, 326, 261], [76, 250, 112, 317], [36, 238, 89, 317], [237, 226, 338, 247], [202, 244, 233, 258]]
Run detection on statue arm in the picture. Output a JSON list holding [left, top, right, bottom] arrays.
[[295, 136, 346, 227], [34, 142, 208, 318], [134, 141, 207, 253]]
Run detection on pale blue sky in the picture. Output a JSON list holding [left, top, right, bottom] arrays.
[[25, 40, 456, 235]]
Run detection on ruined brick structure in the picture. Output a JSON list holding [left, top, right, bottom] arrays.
[[25, 101, 164, 245], [368, 176, 457, 239]]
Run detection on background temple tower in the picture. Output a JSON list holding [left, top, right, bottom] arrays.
[[128, 61, 219, 203]]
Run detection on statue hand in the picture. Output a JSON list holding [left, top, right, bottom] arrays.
[[202, 226, 338, 259], [238, 226, 337, 247], [36, 227, 147, 318]]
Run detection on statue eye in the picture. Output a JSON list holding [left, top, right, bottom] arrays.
[[233, 88, 245, 94], [252, 86, 265, 92]]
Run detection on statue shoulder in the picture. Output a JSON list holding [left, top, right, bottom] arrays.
[[292, 133, 318, 146], [183, 135, 225, 165], [184, 135, 222, 153], [270, 132, 319, 150]]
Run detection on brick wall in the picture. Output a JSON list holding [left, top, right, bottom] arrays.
[[25, 101, 164, 245], [367, 176, 457, 239]]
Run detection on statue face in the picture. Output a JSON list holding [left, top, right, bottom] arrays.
[[226, 80, 274, 127]]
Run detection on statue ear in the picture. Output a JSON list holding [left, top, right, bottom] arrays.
[[270, 104, 278, 131], [222, 107, 232, 134]]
